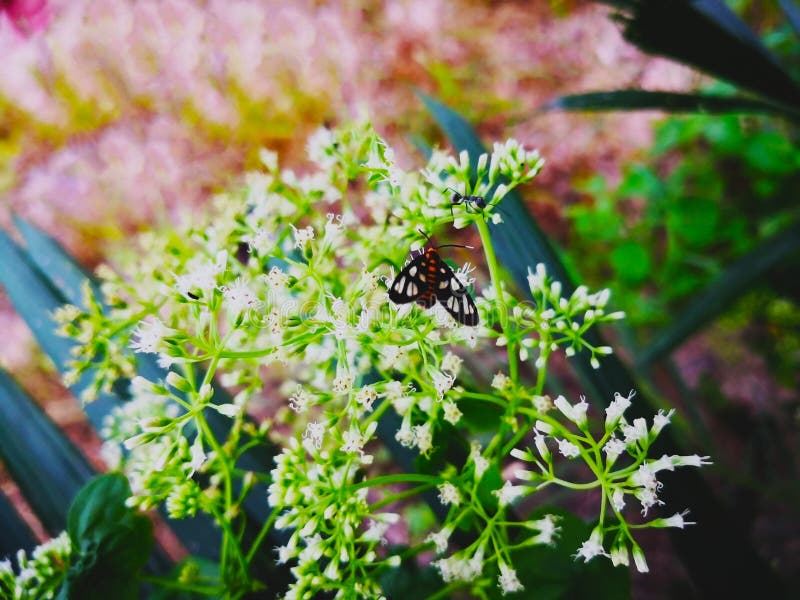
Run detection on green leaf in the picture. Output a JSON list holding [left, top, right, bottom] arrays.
[[544, 90, 794, 118], [668, 197, 719, 248], [150, 557, 223, 599], [380, 552, 443, 598], [638, 220, 800, 366], [0, 491, 37, 559], [13, 215, 99, 306], [504, 507, 629, 600], [0, 367, 96, 535], [58, 473, 154, 600], [597, 0, 800, 112], [458, 395, 503, 433], [610, 241, 651, 284], [0, 226, 118, 426]]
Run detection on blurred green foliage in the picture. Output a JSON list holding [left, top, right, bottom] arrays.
[[563, 111, 800, 341]]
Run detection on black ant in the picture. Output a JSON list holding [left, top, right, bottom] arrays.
[[447, 187, 488, 218]]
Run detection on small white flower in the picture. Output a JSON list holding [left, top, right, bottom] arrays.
[[441, 351, 463, 376], [635, 486, 664, 516], [655, 509, 695, 529], [306, 126, 337, 168], [332, 374, 354, 395], [497, 562, 524, 595], [632, 544, 649, 573], [174, 251, 227, 296], [290, 224, 315, 249], [534, 434, 550, 462], [265, 266, 289, 289], [470, 442, 490, 478], [611, 488, 626, 512], [491, 371, 510, 391], [413, 422, 433, 455], [557, 438, 580, 459], [362, 520, 391, 544], [532, 394, 553, 412], [130, 318, 173, 354], [221, 278, 261, 314], [395, 422, 415, 447], [354, 385, 378, 412], [605, 390, 634, 428], [438, 482, 461, 506], [288, 385, 313, 413], [188, 438, 206, 475], [215, 403, 241, 418], [425, 526, 452, 555], [574, 528, 609, 562], [554, 395, 588, 427], [442, 400, 462, 425], [527, 514, 559, 545], [610, 543, 629, 567], [302, 421, 326, 450], [432, 370, 455, 399], [651, 408, 675, 435], [493, 480, 525, 507], [603, 436, 626, 463], [671, 454, 712, 468], [621, 418, 649, 445]]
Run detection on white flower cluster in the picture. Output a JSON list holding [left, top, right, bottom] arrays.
[[268, 438, 400, 598], [512, 390, 710, 572], [0, 532, 71, 599]]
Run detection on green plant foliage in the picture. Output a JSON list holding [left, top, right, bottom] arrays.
[[58, 473, 154, 600], [566, 113, 800, 336]]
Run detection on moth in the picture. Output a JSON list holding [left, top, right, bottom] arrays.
[[389, 234, 478, 326]]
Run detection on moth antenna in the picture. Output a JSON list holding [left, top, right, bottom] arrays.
[[436, 243, 474, 251]]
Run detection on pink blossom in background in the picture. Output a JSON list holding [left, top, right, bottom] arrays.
[[0, 0, 700, 367], [0, 0, 50, 36]]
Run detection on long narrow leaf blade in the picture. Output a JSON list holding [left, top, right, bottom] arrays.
[[543, 90, 799, 119], [0, 368, 96, 534], [638, 221, 800, 366], [13, 216, 99, 306], [0, 491, 37, 559], [598, 0, 800, 108]]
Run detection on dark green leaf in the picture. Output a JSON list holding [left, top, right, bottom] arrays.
[[380, 552, 443, 598], [597, 0, 800, 111], [59, 473, 153, 600], [638, 220, 800, 366], [150, 557, 222, 599], [0, 368, 96, 535], [505, 507, 629, 600], [0, 226, 118, 426], [13, 216, 99, 306], [544, 90, 794, 118], [458, 395, 503, 432], [0, 491, 37, 560]]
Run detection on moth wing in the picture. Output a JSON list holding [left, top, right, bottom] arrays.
[[435, 262, 479, 326], [388, 256, 428, 304]]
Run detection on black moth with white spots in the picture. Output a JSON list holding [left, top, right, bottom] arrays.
[[389, 245, 479, 326]]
